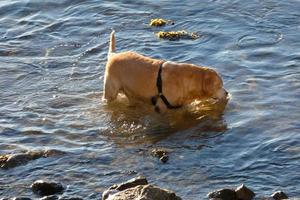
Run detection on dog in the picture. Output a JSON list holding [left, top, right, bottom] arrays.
[[103, 30, 228, 113]]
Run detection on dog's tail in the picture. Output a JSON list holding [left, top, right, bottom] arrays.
[[108, 29, 116, 56]]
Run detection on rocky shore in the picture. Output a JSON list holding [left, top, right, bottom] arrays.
[[0, 151, 294, 200], [0, 175, 292, 200]]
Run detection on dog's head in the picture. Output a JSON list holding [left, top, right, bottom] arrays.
[[201, 68, 228, 101]]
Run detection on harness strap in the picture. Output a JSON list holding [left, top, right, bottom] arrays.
[[151, 62, 181, 109]]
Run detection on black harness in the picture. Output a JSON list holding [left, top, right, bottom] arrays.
[[151, 62, 181, 109]]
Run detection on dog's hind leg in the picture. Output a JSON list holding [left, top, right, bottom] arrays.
[[102, 75, 119, 103]]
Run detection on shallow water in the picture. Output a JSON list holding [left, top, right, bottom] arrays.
[[1, 0, 300, 199]]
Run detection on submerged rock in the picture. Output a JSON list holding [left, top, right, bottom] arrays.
[[0, 153, 41, 169], [271, 191, 288, 200], [151, 148, 169, 163], [103, 176, 181, 200], [207, 188, 236, 200], [235, 184, 255, 200], [31, 180, 64, 196], [0, 149, 66, 169]]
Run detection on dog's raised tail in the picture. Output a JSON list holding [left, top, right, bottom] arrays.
[[108, 29, 116, 55]]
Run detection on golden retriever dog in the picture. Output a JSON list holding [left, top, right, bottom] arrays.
[[103, 30, 228, 113]]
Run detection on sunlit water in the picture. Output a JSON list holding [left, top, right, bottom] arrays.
[[1, 0, 300, 199]]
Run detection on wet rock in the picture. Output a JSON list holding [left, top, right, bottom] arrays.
[[103, 176, 181, 200], [0, 149, 65, 169], [102, 189, 120, 200], [151, 148, 169, 163], [39, 196, 58, 200], [151, 149, 168, 158], [235, 184, 255, 200], [105, 184, 182, 200], [159, 155, 169, 163], [0, 153, 39, 169], [109, 176, 148, 191], [12, 198, 32, 200], [31, 180, 64, 196], [59, 197, 83, 200], [43, 149, 66, 157], [207, 188, 237, 200], [271, 191, 288, 200]]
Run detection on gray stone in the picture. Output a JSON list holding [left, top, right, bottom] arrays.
[[271, 191, 288, 200], [106, 184, 182, 200], [110, 176, 148, 191], [31, 180, 64, 196], [207, 188, 236, 200], [235, 184, 255, 200]]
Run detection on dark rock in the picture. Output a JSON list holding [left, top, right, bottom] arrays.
[[104, 184, 182, 200], [151, 148, 168, 158], [0, 149, 66, 169], [159, 155, 169, 163], [31, 180, 64, 196], [235, 184, 255, 200], [151, 148, 170, 164], [207, 188, 237, 200], [39, 195, 58, 200], [271, 191, 288, 200], [12, 198, 32, 200], [110, 176, 148, 191]]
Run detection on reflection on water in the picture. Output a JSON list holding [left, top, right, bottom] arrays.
[[1, 0, 300, 199], [101, 95, 228, 146]]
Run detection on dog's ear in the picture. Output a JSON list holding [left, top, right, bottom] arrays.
[[202, 70, 223, 97]]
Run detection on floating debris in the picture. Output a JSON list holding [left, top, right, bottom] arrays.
[[156, 30, 200, 40], [149, 18, 174, 26]]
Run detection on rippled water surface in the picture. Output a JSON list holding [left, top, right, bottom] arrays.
[[1, 0, 300, 199]]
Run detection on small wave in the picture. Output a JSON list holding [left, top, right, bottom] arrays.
[[238, 30, 283, 48]]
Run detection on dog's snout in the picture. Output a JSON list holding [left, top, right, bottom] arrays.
[[225, 89, 228, 95]]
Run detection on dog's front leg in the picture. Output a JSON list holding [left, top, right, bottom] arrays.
[[102, 76, 119, 103]]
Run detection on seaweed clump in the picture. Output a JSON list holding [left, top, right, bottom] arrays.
[[150, 18, 174, 27], [156, 30, 199, 41]]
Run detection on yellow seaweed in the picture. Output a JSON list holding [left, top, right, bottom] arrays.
[[150, 18, 167, 26], [156, 30, 199, 40]]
